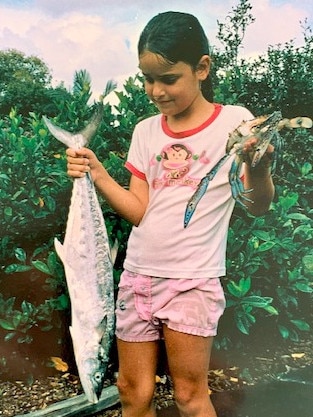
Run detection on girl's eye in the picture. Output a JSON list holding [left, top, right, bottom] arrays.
[[142, 75, 178, 85], [162, 76, 178, 85], [144, 75, 154, 84]]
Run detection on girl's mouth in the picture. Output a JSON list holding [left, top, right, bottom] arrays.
[[154, 99, 172, 105]]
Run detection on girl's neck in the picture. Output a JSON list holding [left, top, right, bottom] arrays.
[[165, 98, 215, 133]]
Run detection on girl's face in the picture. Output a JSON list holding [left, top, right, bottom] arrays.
[[139, 51, 209, 118]]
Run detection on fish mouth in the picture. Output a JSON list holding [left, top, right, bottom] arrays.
[[93, 375, 105, 401], [77, 365, 105, 403], [81, 376, 104, 403]]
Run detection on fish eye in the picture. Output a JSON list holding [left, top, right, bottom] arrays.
[[94, 371, 104, 382]]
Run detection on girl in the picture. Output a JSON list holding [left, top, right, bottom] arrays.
[[66, 11, 274, 417]]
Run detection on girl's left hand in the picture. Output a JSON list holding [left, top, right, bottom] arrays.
[[241, 137, 274, 169]]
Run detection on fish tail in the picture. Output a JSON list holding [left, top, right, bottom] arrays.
[[54, 237, 65, 263], [42, 116, 78, 148], [42, 101, 104, 149], [78, 102, 104, 145]]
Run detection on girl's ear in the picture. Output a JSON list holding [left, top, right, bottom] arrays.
[[196, 55, 211, 80]]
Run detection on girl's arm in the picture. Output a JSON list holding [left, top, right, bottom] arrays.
[[242, 138, 275, 216], [66, 147, 149, 226]]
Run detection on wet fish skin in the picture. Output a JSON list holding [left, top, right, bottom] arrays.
[[43, 103, 115, 403]]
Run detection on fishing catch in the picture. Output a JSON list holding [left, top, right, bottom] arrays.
[[184, 111, 312, 227], [43, 102, 115, 403]]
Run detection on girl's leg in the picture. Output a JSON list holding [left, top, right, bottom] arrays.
[[163, 326, 216, 417], [116, 338, 159, 417]]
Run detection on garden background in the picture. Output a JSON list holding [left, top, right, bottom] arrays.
[[0, 0, 312, 403]]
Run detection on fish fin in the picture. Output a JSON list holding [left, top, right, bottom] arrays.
[[77, 102, 104, 144], [69, 325, 75, 337], [69, 325, 81, 347], [110, 238, 119, 265], [42, 102, 104, 149], [54, 237, 65, 263], [43, 116, 78, 148], [69, 326, 79, 350]]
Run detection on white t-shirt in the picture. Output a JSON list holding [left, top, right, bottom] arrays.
[[123, 104, 253, 278]]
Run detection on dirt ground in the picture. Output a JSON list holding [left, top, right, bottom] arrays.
[[1, 328, 313, 417]]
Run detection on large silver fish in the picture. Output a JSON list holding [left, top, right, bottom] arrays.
[[43, 103, 115, 403]]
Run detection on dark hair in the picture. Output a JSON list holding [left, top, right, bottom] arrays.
[[138, 11, 213, 101]]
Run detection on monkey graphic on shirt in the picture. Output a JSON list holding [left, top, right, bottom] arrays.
[[152, 143, 210, 189]]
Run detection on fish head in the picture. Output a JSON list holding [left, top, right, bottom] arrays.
[[77, 354, 106, 403]]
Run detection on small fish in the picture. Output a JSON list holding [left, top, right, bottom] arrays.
[[184, 153, 230, 228], [43, 101, 115, 403]]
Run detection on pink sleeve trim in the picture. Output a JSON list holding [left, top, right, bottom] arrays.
[[125, 161, 147, 181]]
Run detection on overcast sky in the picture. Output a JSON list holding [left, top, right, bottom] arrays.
[[0, 0, 312, 100]]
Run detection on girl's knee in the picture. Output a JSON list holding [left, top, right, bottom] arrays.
[[174, 385, 194, 408], [174, 381, 211, 415], [116, 375, 155, 408]]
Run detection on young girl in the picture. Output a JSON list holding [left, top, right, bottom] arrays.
[[66, 11, 274, 417]]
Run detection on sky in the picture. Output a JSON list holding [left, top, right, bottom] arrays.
[[0, 0, 312, 101]]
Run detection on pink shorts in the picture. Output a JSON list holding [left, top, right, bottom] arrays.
[[115, 270, 226, 342]]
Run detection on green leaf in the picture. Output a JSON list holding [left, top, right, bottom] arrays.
[[21, 301, 36, 315], [5, 264, 32, 273], [303, 255, 313, 277], [287, 213, 310, 221], [56, 294, 69, 310], [240, 277, 251, 296], [0, 319, 16, 330], [242, 295, 272, 308], [4, 332, 16, 342], [227, 281, 242, 298], [293, 224, 313, 237], [12, 313, 22, 328], [4, 207, 13, 216], [257, 241, 276, 252], [263, 305, 279, 315], [294, 282, 313, 293], [278, 325, 289, 339], [236, 315, 250, 335], [252, 230, 271, 240], [301, 162, 312, 176], [17, 335, 33, 344], [14, 247, 27, 262], [279, 192, 298, 211], [41, 325, 53, 332], [31, 260, 51, 275], [290, 319, 310, 331], [0, 174, 10, 181], [227, 277, 251, 298]]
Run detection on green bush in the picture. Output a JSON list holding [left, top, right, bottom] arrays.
[[0, 108, 70, 246], [218, 181, 313, 345]]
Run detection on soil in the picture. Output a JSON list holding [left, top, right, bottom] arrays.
[[1, 330, 313, 417]]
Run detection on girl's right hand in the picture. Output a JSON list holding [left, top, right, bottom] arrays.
[[66, 147, 102, 182]]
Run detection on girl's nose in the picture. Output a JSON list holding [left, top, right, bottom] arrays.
[[151, 81, 164, 99]]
